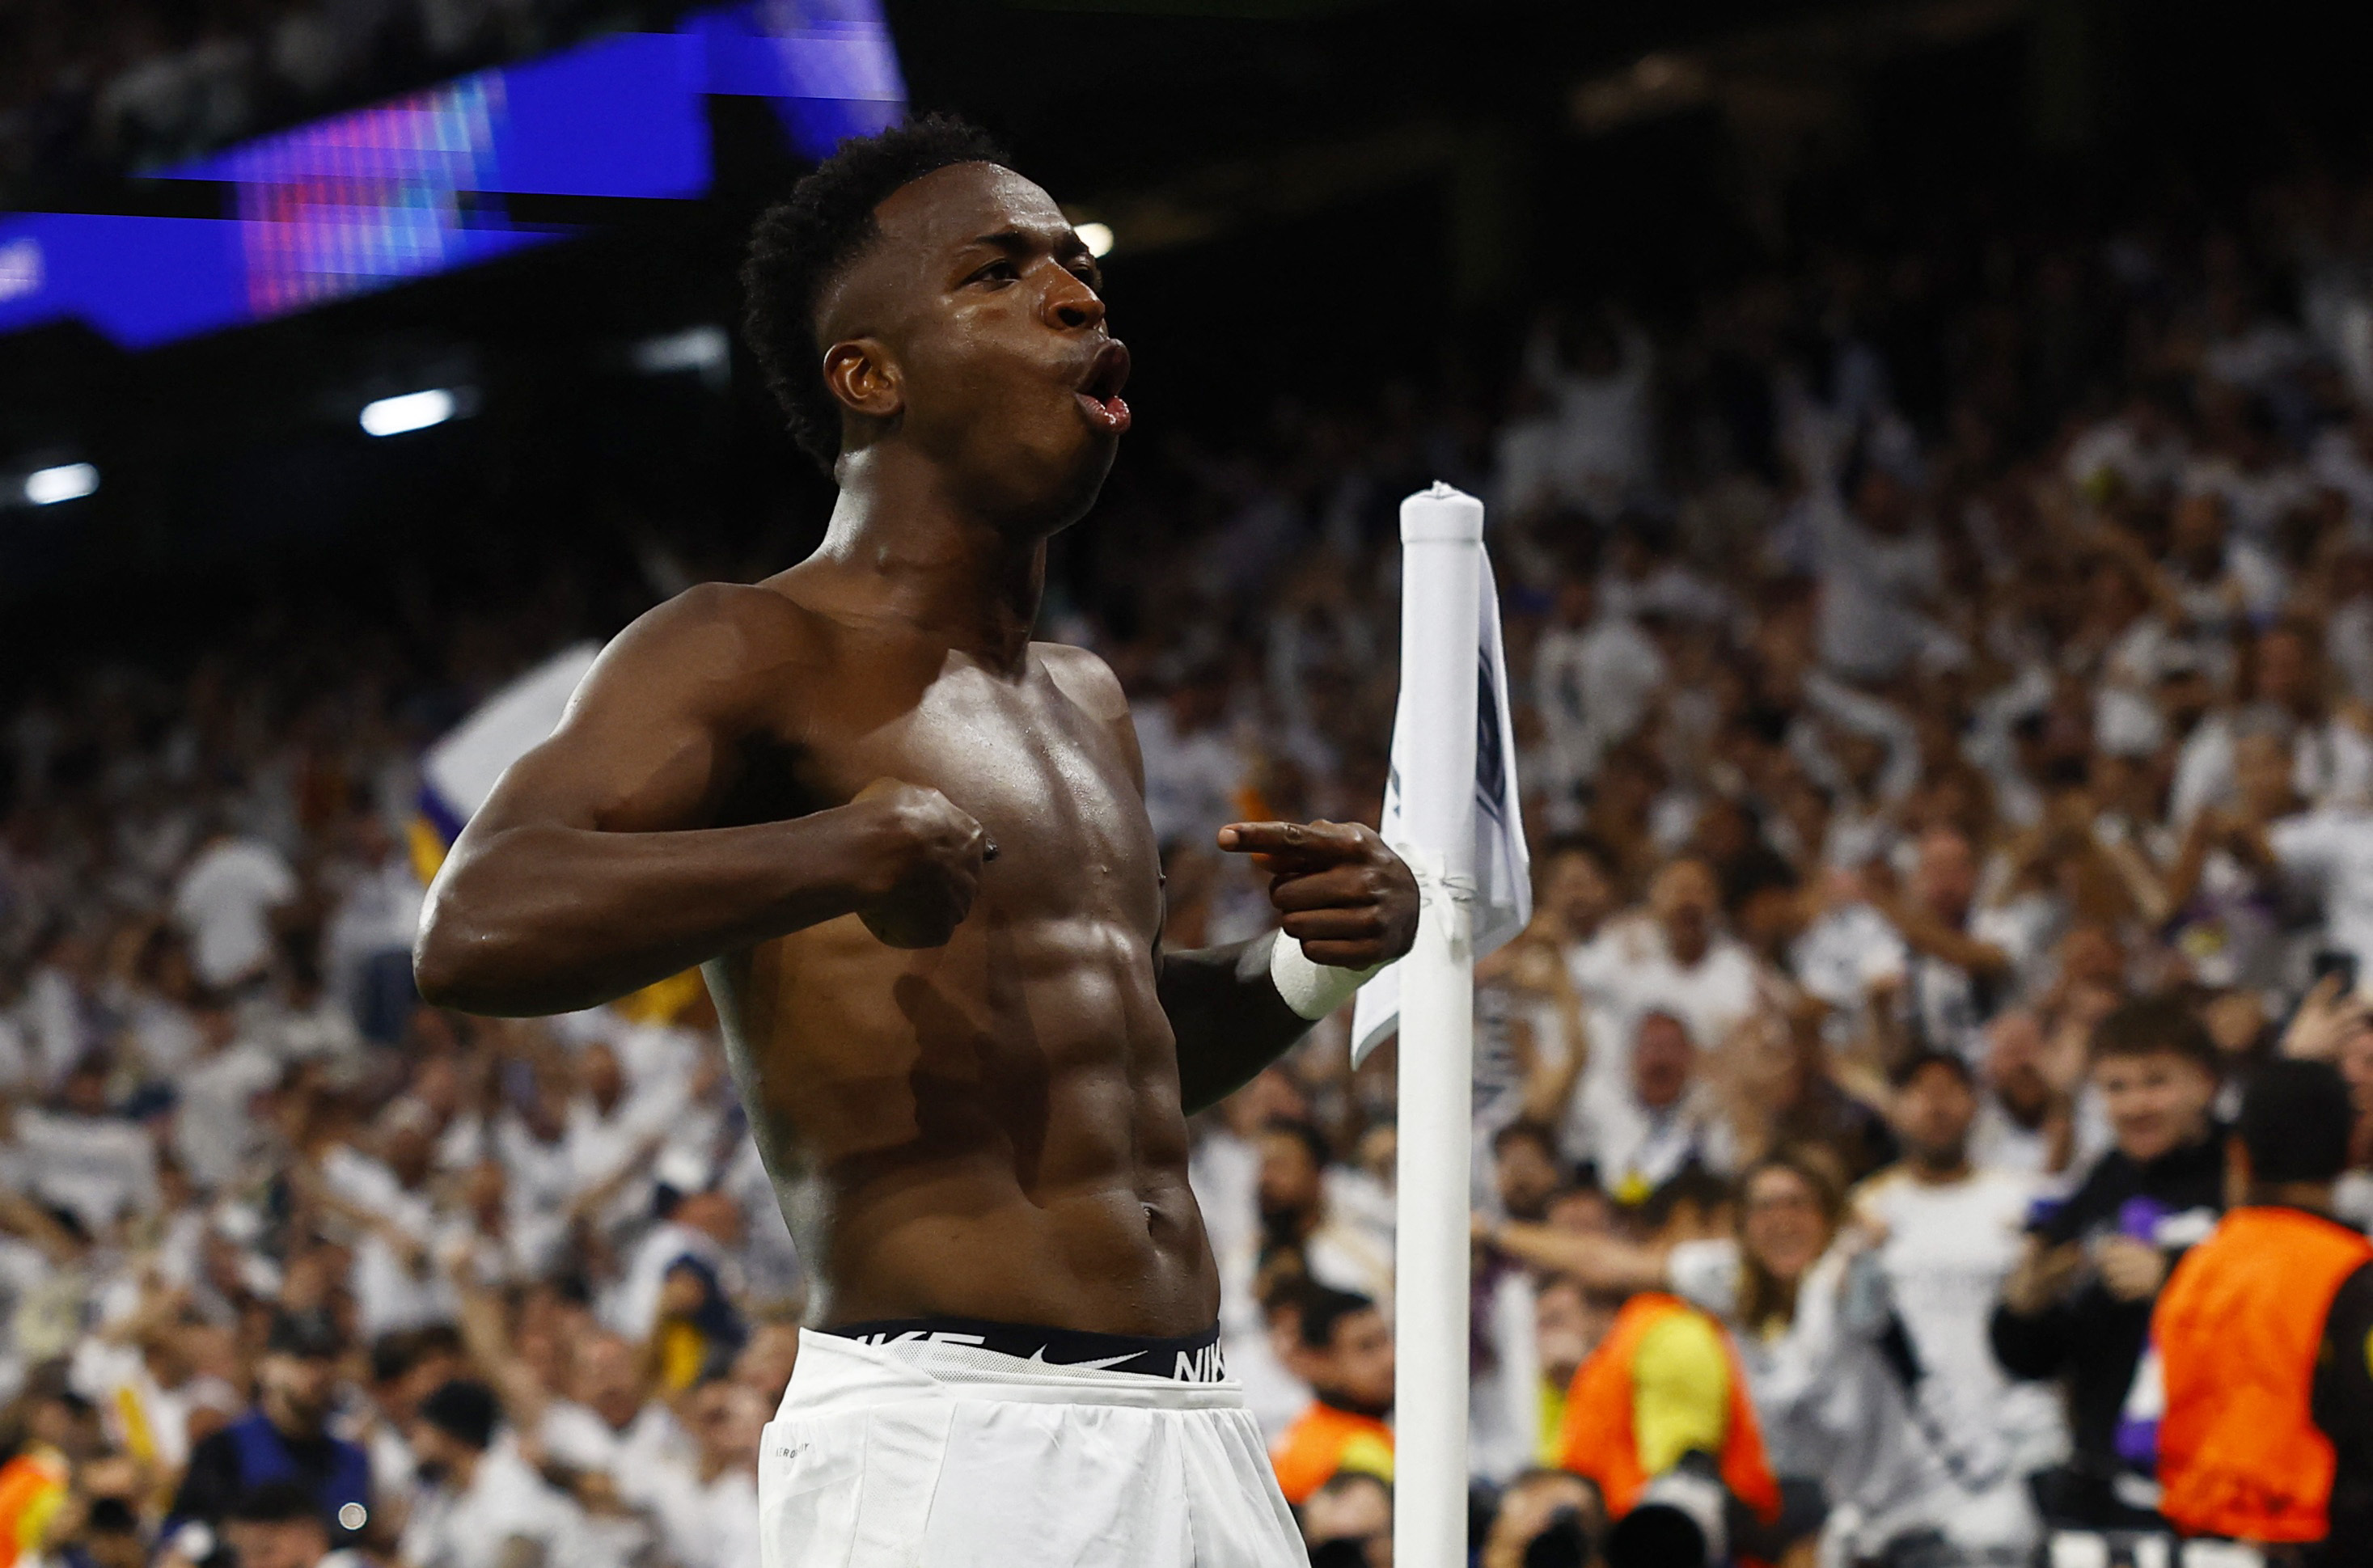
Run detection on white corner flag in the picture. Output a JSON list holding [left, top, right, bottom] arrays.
[[1352, 483, 1526, 1568], [1348, 490, 1529, 1068]]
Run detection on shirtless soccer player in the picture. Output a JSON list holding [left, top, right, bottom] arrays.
[[412, 117, 1419, 1566]]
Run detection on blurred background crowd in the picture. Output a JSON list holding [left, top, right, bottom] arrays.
[[12, 0, 2373, 1566]]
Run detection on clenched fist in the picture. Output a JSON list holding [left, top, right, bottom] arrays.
[[1217, 818, 1418, 969], [850, 779, 994, 949]]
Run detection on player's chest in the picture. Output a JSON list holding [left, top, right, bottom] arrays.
[[793, 662, 1160, 899]]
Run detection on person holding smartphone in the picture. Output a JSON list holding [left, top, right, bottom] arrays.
[[1990, 996, 2226, 1531]]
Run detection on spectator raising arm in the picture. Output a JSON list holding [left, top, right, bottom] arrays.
[[1868, 873, 2015, 984], [1474, 1215, 1673, 1297]]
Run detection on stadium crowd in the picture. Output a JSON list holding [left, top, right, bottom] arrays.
[[17, 130, 2373, 1568]]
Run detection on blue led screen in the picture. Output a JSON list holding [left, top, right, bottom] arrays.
[[0, 0, 904, 349]]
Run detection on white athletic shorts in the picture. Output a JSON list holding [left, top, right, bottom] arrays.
[[758, 1323, 1309, 1568]]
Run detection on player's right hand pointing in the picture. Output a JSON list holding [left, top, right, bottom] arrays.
[[850, 778, 995, 948]]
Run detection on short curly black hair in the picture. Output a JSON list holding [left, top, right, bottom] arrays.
[[741, 114, 1012, 475]]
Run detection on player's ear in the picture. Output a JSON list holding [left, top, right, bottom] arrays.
[[822, 337, 903, 421]]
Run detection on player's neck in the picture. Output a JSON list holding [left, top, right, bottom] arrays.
[[818, 472, 1049, 672]]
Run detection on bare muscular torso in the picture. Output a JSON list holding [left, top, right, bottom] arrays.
[[699, 573, 1218, 1333], [412, 161, 1419, 1338]]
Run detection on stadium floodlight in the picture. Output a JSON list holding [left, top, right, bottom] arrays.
[[1077, 222, 1115, 259], [361, 388, 458, 437], [23, 462, 98, 505], [631, 324, 730, 377]]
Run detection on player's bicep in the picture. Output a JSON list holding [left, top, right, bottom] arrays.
[[466, 587, 786, 839], [465, 714, 722, 840]]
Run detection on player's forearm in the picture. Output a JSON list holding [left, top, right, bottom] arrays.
[[1162, 932, 1326, 1114], [1166, 821, 1415, 1111], [414, 807, 882, 1016]]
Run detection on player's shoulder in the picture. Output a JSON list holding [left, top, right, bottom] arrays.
[[1032, 640, 1130, 721], [607, 579, 840, 678], [561, 581, 841, 736]]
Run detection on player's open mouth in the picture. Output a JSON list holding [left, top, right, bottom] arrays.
[[1076, 340, 1132, 434]]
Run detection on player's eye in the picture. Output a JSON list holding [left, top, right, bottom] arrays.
[[967, 260, 1017, 286]]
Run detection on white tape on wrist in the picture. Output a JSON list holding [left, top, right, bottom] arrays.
[[1269, 932, 1382, 1021]]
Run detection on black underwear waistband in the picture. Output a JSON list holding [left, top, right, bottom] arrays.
[[823, 1315, 1227, 1383]]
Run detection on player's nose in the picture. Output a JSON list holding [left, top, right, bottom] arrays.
[[1047, 276, 1104, 332]]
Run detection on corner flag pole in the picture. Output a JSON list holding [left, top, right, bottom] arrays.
[[1390, 483, 1483, 1568]]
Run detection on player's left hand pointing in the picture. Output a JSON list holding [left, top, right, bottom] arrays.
[[1216, 820, 1419, 969]]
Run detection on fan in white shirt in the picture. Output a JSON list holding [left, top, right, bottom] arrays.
[[1208, 1117, 1395, 1442], [1868, 826, 2042, 1065], [316, 1109, 452, 1340], [560, 1042, 685, 1238], [17, 933, 105, 1096], [172, 1002, 281, 1193], [2063, 386, 2189, 501], [14, 1062, 158, 1238], [492, 1071, 583, 1256], [1851, 1051, 2064, 1557], [2311, 409, 2373, 523], [1566, 1010, 1736, 1203], [439, 1157, 563, 1291], [442, 1253, 697, 1523], [602, 1190, 743, 1344], [1807, 463, 1955, 684], [2168, 723, 2373, 978], [1188, 1071, 1303, 1271], [400, 1380, 589, 1568], [1246, 1121, 1395, 1308], [2268, 801, 2373, 975], [0, 1228, 63, 1404], [322, 814, 427, 1040], [1592, 859, 1763, 1093], [643, 1378, 764, 1568], [1969, 1011, 2079, 1178], [106, 931, 205, 1080], [1127, 674, 1245, 851], [1533, 575, 1668, 801], [1475, 836, 1628, 1152], [2169, 627, 2373, 830], [1500, 304, 1656, 518], [171, 830, 298, 992], [534, 1330, 696, 1507]]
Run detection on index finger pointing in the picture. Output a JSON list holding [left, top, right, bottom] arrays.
[[1217, 822, 1304, 854], [1216, 821, 1362, 862]]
